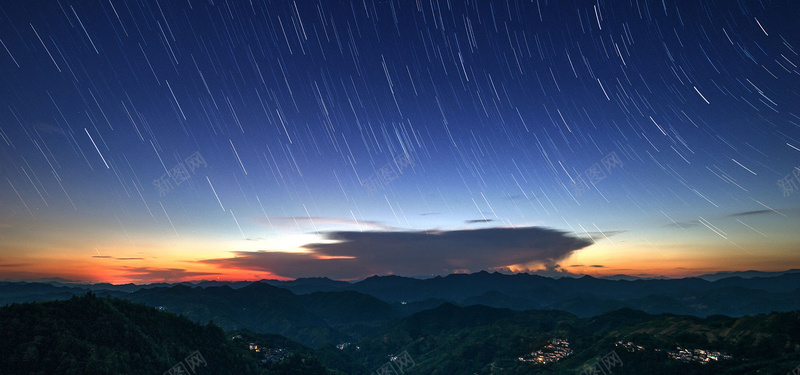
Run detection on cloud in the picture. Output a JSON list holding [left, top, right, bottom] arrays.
[[665, 220, 700, 229], [0, 262, 29, 268], [114, 266, 221, 282], [92, 256, 144, 261], [30, 122, 65, 135], [585, 230, 627, 240], [465, 219, 495, 224], [727, 209, 772, 217], [494, 262, 577, 278], [200, 226, 594, 279], [253, 216, 394, 231], [665, 208, 792, 230]]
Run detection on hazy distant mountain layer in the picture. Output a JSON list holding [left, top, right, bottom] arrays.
[[3, 270, 800, 320]]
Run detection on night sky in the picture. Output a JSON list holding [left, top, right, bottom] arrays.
[[1, 0, 798, 283]]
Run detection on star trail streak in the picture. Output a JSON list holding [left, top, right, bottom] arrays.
[[0, 0, 798, 283]]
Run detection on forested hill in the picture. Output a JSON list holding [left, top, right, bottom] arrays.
[[3, 293, 800, 374], [0, 294, 338, 375]]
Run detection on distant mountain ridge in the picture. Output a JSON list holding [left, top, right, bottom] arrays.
[[694, 268, 800, 281], [2, 269, 800, 347], [6, 268, 798, 289], [3, 271, 800, 372], [4, 270, 800, 315]]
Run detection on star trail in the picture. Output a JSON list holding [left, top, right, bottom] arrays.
[[0, 0, 798, 283]]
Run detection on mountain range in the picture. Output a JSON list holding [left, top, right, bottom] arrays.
[[4, 270, 800, 319]]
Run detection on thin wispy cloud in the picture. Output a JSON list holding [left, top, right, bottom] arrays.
[[727, 209, 772, 217], [92, 256, 144, 261], [114, 267, 221, 283], [253, 216, 394, 232], [465, 219, 495, 224], [665, 220, 701, 229]]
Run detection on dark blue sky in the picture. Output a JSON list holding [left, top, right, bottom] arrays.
[[0, 0, 798, 282]]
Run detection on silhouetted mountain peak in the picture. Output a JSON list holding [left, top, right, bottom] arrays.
[[240, 281, 293, 295], [295, 277, 335, 282], [168, 284, 194, 292]]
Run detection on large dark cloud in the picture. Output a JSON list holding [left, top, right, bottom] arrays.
[[200, 226, 594, 279]]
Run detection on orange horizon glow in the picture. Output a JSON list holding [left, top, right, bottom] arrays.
[[1, 246, 796, 284], [1, 216, 798, 284]]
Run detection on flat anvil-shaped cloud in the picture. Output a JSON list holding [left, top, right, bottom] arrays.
[[200, 226, 594, 279]]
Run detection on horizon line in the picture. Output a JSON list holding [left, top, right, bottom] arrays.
[[3, 268, 799, 286]]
